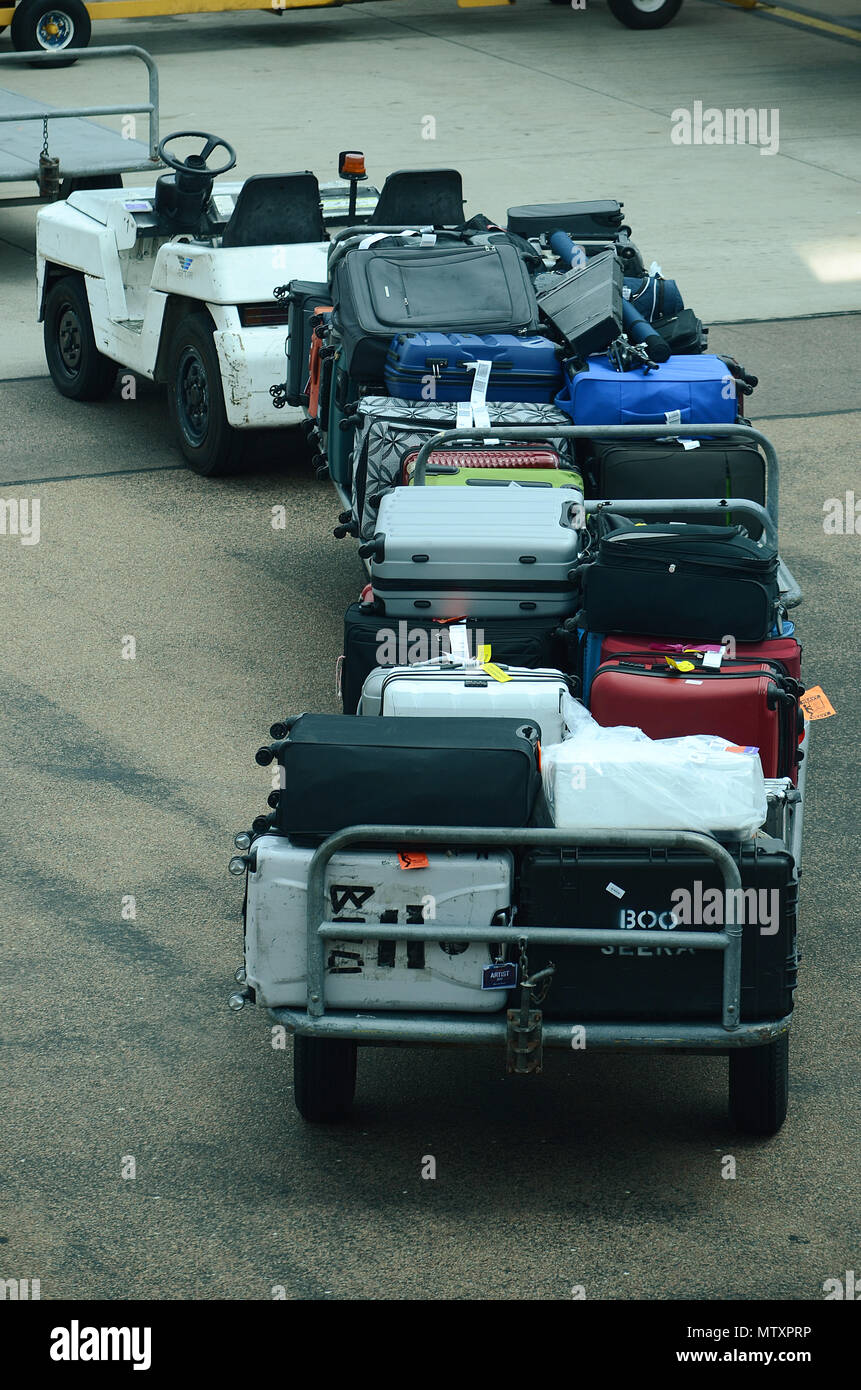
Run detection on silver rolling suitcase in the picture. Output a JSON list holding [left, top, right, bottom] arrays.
[[365, 486, 585, 619], [357, 661, 572, 743], [245, 836, 513, 1012]]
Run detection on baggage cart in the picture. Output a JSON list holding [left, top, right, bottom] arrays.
[[0, 45, 159, 206]]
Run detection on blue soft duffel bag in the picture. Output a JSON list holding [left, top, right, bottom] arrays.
[[555, 353, 738, 427], [623, 274, 684, 322]]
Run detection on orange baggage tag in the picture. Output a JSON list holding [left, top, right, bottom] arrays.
[[398, 851, 429, 870], [799, 686, 835, 721]]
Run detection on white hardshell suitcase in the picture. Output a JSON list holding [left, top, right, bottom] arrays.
[[367, 486, 585, 619], [357, 661, 572, 743], [245, 836, 513, 1011]]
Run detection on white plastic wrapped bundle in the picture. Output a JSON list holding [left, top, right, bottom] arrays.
[[544, 707, 768, 838]]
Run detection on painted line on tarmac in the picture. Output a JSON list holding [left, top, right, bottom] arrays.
[[752, 406, 861, 420], [705, 0, 861, 43], [0, 463, 184, 486], [757, 2, 861, 41]]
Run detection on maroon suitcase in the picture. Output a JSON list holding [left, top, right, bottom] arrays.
[[597, 631, 802, 682], [590, 654, 805, 782]]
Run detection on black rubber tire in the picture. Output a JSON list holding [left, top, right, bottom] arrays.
[[166, 312, 243, 477], [607, 0, 683, 27], [11, 0, 91, 62], [44, 274, 118, 402], [728, 1034, 789, 1137], [293, 1035, 357, 1123]]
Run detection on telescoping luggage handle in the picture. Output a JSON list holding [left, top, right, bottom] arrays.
[[301, 825, 746, 1034], [409, 423, 801, 611]]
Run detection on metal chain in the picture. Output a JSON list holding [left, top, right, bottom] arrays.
[[41, 118, 50, 159], [517, 936, 528, 982]]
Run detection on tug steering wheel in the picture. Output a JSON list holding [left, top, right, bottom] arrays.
[[157, 131, 237, 183]]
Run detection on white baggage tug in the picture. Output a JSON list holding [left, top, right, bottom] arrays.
[[36, 132, 377, 474]]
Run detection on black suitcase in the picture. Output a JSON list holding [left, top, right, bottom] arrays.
[[331, 239, 540, 380], [518, 837, 798, 1022], [285, 279, 330, 407], [536, 248, 623, 357], [576, 520, 781, 643], [340, 602, 576, 714], [581, 439, 766, 537], [257, 714, 546, 842], [652, 308, 708, 355], [507, 200, 626, 242]]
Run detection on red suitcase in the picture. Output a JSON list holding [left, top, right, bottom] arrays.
[[597, 631, 802, 682], [590, 654, 805, 782]]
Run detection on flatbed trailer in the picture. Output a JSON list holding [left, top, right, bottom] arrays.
[[0, 45, 159, 206], [0, 0, 684, 61]]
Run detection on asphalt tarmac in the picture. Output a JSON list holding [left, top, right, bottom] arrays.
[[0, 0, 859, 1302]]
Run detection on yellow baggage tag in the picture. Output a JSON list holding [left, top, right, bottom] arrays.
[[665, 656, 697, 673], [481, 662, 511, 683], [476, 644, 492, 664]]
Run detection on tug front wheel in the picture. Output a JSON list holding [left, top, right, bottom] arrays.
[[167, 312, 243, 477]]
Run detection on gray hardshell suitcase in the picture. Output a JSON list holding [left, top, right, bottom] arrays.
[[357, 660, 573, 742], [365, 487, 586, 619], [536, 248, 624, 357], [351, 396, 576, 542]]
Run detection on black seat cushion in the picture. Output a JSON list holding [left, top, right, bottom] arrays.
[[372, 168, 464, 228], [221, 172, 325, 248]]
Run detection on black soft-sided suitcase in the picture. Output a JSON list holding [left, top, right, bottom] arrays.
[[258, 714, 546, 842], [518, 838, 797, 1021], [340, 602, 575, 714], [582, 438, 766, 536], [536, 249, 623, 357], [331, 239, 540, 380], [576, 520, 781, 643], [285, 279, 330, 407], [507, 200, 626, 241]]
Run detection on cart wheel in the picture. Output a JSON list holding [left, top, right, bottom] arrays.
[[293, 1035, 357, 1123], [728, 1033, 789, 1136], [11, 0, 91, 63], [607, 0, 683, 27], [44, 274, 118, 402], [167, 313, 244, 477]]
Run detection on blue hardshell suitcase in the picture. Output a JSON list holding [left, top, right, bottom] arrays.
[[556, 353, 738, 427], [384, 332, 563, 404]]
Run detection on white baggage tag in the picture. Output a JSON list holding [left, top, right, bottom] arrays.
[[664, 409, 682, 426], [469, 358, 493, 432], [679, 438, 700, 451], [605, 882, 626, 899], [456, 400, 473, 431], [702, 649, 724, 669], [448, 624, 472, 663]]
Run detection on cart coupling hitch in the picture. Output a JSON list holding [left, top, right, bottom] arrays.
[[506, 963, 555, 1077]]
